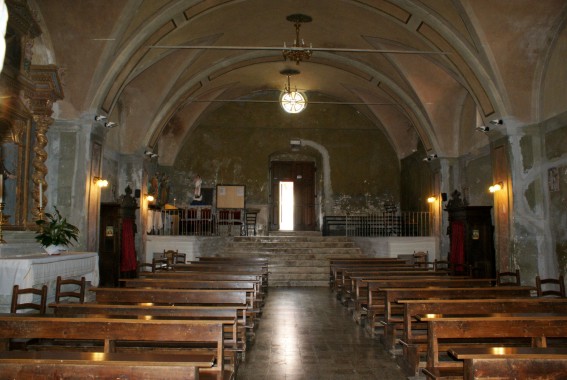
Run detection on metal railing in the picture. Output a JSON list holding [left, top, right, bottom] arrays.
[[323, 211, 432, 237], [148, 207, 246, 236]]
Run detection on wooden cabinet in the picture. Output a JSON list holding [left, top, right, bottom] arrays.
[[447, 206, 495, 278], [98, 203, 120, 287]]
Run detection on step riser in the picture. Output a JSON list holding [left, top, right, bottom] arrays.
[[212, 234, 366, 287]]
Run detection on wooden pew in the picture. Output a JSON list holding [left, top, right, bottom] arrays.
[[197, 257, 268, 263], [334, 267, 437, 295], [397, 298, 567, 376], [170, 264, 269, 289], [367, 286, 533, 339], [0, 351, 214, 380], [120, 278, 261, 299], [352, 278, 492, 324], [118, 278, 262, 331], [348, 271, 469, 323], [328, 258, 409, 289], [141, 271, 268, 294], [448, 347, 567, 380], [0, 315, 231, 377], [91, 287, 251, 307], [420, 314, 567, 380], [332, 262, 416, 286], [171, 263, 267, 274], [49, 303, 248, 352]]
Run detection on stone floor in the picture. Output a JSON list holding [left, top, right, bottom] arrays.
[[236, 287, 407, 380]]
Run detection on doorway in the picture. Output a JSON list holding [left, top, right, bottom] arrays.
[[270, 161, 317, 231], [279, 181, 294, 230]]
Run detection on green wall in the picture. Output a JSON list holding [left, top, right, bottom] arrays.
[[164, 91, 401, 215]]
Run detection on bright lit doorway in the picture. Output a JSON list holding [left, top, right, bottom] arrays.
[[279, 181, 294, 230]]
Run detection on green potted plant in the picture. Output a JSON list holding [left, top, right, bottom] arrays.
[[35, 206, 80, 255]]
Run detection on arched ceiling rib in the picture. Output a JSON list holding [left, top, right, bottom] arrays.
[[31, 0, 567, 161]]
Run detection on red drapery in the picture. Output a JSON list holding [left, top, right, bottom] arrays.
[[450, 220, 465, 271], [120, 218, 137, 272]]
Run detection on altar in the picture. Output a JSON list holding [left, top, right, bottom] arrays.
[[0, 251, 99, 313]]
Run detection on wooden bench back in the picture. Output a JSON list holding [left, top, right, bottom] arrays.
[[120, 278, 258, 291], [426, 316, 567, 368], [0, 316, 227, 372], [376, 286, 534, 320], [401, 297, 567, 342], [91, 288, 249, 306]]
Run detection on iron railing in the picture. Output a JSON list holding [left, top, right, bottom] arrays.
[[148, 207, 246, 236], [322, 211, 432, 237]]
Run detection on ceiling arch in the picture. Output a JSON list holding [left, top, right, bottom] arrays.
[[29, 0, 567, 161]]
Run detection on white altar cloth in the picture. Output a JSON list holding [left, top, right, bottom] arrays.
[[0, 251, 99, 313]]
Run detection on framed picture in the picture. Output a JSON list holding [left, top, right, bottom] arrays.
[[216, 185, 245, 209]]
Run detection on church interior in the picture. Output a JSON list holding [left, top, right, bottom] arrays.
[[0, 1, 567, 379]]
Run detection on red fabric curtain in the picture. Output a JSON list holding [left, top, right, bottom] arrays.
[[450, 220, 465, 270], [120, 218, 137, 272]]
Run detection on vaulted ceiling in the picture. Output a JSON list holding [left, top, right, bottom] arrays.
[[31, 0, 567, 164]]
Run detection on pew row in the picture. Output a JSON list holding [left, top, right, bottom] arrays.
[[0, 315, 232, 379], [49, 303, 248, 352], [351, 277, 492, 324], [367, 286, 533, 339], [448, 347, 567, 380], [0, 351, 214, 380], [420, 315, 567, 380], [397, 297, 567, 376]]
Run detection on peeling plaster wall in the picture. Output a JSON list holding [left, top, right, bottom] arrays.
[[168, 95, 400, 224], [46, 122, 93, 252], [506, 111, 567, 284], [400, 145, 434, 212], [545, 118, 567, 277]]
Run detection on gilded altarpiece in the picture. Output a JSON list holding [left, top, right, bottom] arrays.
[[0, 0, 63, 229]]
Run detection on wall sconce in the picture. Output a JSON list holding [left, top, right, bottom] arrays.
[[93, 177, 109, 188], [144, 150, 158, 159], [146, 195, 155, 202], [427, 196, 437, 203], [489, 182, 503, 193], [422, 153, 438, 162]]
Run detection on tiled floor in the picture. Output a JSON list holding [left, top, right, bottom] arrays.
[[237, 287, 407, 379]]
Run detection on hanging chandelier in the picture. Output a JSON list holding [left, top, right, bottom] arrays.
[[282, 14, 312, 65], [280, 69, 306, 114]]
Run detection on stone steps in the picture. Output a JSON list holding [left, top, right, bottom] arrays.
[[217, 233, 366, 287]]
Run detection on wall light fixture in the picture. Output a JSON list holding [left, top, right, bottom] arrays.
[[93, 177, 109, 188], [489, 182, 503, 193]]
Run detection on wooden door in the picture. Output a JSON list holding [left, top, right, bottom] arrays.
[[270, 161, 316, 231], [98, 203, 120, 287]]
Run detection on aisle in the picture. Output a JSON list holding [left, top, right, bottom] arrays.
[[237, 287, 406, 379]]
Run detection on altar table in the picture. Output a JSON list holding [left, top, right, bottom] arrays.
[[0, 252, 99, 313]]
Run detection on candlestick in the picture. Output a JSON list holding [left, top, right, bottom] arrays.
[[39, 182, 43, 208], [37, 205, 44, 225], [0, 174, 3, 204], [0, 202, 6, 244]]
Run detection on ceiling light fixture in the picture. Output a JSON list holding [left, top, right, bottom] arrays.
[[489, 119, 503, 125], [144, 150, 158, 159], [104, 121, 118, 128], [282, 14, 312, 65], [476, 125, 490, 132], [94, 115, 107, 122], [280, 69, 306, 114], [422, 154, 438, 162]]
